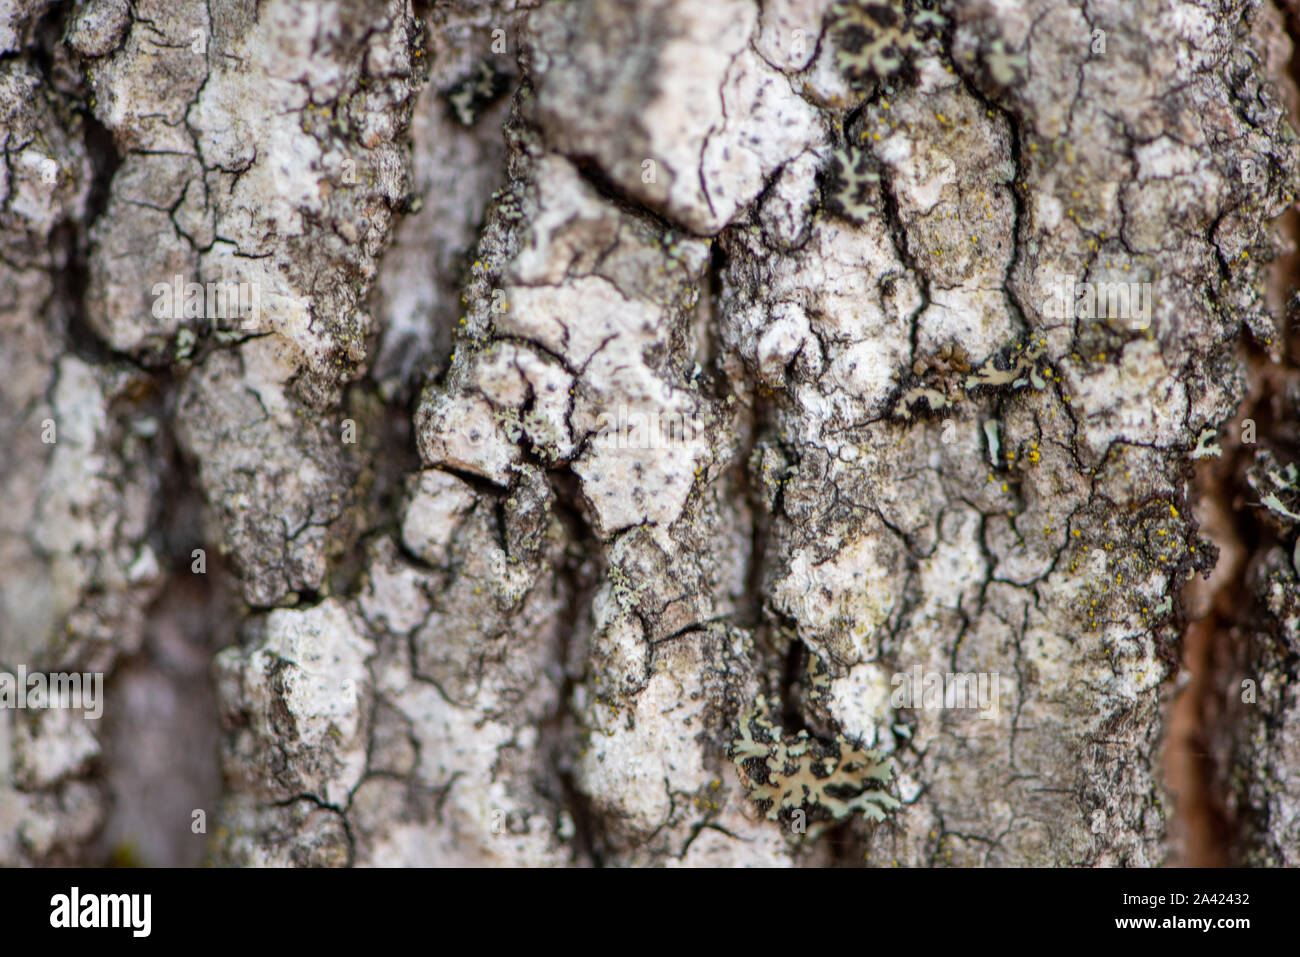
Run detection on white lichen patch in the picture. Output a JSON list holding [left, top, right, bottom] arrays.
[[216, 600, 373, 807], [417, 392, 522, 485], [577, 665, 711, 834], [1065, 340, 1190, 460], [772, 528, 903, 663], [825, 663, 897, 750], [529, 0, 821, 234], [400, 469, 478, 567]]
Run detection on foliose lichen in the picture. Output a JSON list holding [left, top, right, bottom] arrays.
[[731, 695, 900, 834], [444, 60, 511, 126], [1250, 451, 1300, 526], [824, 144, 881, 224], [828, 0, 948, 87]]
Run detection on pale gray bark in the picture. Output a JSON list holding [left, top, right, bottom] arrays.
[[1, 0, 1297, 866]]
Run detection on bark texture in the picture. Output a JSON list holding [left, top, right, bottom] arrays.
[[1, 0, 1298, 866]]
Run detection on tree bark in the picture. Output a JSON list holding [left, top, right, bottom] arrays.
[[1, 0, 1297, 867]]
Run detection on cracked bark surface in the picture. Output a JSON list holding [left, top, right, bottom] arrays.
[[2, 0, 1299, 867]]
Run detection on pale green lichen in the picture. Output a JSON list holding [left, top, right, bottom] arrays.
[[897, 341, 1050, 421], [1191, 427, 1222, 460], [806, 654, 833, 703], [608, 564, 647, 616], [493, 406, 525, 444], [825, 145, 881, 225], [1262, 492, 1300, 522], [445, 60, 510, 126], [731, 695, 900, 834], [1249, 452, 1300, 528], [964, 342, 1046, 391], [829, 0, 947, 87], [897, 386, 949, 419], [983, 38, 1027, 88]]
